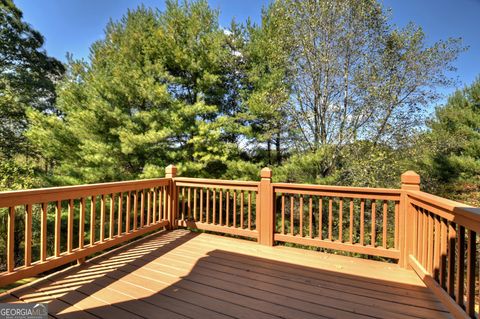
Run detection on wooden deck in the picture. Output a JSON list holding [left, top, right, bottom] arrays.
[[1, 229, 452, 319]]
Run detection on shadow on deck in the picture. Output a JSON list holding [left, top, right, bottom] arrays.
[[1, 229, 452, 319]]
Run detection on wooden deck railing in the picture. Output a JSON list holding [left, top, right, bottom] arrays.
[[1, 164, 479, 318], [174, 176, 259, 239], [403, 177, 480, 318], [272, 182, 401, 259], [0, 177, 172, 286]]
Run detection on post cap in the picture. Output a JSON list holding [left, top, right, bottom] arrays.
[[260, 167, 272, 179], [165, 164, 177, 177], [401, 171, 420, 190]]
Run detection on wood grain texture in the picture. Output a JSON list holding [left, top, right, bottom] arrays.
[[1, 230, 452, 319]]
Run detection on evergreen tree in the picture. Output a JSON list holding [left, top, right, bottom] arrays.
[[27, 1, 248, 184], [421, 78, 480, 205]]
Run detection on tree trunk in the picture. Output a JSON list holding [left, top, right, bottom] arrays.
[[267, 139, 272, 165], [276, 131, 282, 165]]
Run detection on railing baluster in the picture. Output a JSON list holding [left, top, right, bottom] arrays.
[[226, 190, 230, 226], [466, 230, 476, 317], [319, 198, 323, 240], [118, 193, 123, 235], [447, 222, 456, 298], [55, 201, 61, 257], [382, 201, 387, 248], [299, 196, 304, 237], [90, 196, 96, 245], [309, 197, 313, 238], [193, 188, 197, 221], [100, 195, 105, 241], [133, 191, 138, 230], [158, 187, 163, 221], [254, 191, 258, 231], [163, 187, 167, 221], [154, 188, 160, 224], [200, 188, 204, 223], [219, 189, 223, 226], [240, 191, 244, 229], [456, 225, 465, 308], [181, 187, 185, 221], [422, 209, 428, 266], [412, 205, 418, 258], [206, 188, 210, 224], [126, 191, 131, 232], [371, 200, 376, 246], [213, 189, 217, 225], [290, 195, 294, 236], [394, 202, 399, 249], [349, 199, 353, 243], [281, 194, 285, 235], [427, 212, 434, 273], [439, 218, 447, 288], [109, 194, 115, 238], [7, 206, 15, 272], [433, 215, 441, 280], [233, 190, 236, 227], [25, 204, 32, 266], [68, 199, 74, 252], [41, 203, 47, 261], [417, 208, 423, 261], [248, 191, 251, 230], [360, 199, 365, 245], [79, 198, 85, 249], [140, 190, 145, 227], [328, 198, 333, 241], [147, 190, 151, 226], [188, 188, 191, 220], [338, 199, 343, 242]]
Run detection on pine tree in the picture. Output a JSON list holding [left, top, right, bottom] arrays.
[[27, 1, 246, 183], [422, 78, 480, 205]]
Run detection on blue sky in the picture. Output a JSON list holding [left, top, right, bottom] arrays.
[[15, 0, 480, 100]]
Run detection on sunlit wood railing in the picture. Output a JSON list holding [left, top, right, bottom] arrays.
[[1, 164, 479, 318], [174, 177, 259, 239], [272, 183, 401, 259], [0, 177, 172, 286], [402, 176, 480, 319]]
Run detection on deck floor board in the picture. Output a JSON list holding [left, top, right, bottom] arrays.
[[1, 229, 453, 319]]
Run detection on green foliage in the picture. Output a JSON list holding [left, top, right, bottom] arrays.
[[3, 0, 472, 203], [0, 158, 39, 191], [418, 78, 480, 205], [28, 1, 249, 184], [0, 0, 64, 161], [274, 147, 339, 184]]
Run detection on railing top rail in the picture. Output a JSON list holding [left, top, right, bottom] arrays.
[[272, 182, 401, 201], [273, 182, 401, 194], [0, 178, 170, 207], [174, 177, 259, 190], [407, 189, 480, 222]]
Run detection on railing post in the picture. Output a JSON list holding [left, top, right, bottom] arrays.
[[165, 165, 177, 229], [258, 167, 274, 246], [400, 170, 420, 268]]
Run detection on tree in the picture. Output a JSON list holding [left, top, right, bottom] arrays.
[[242, 5, 292, 166], [0, 0, 65, 153], [0, 0, 64, 190], [27, 1, 252, 184], [420, 78, 480, 205], [264, 0, 463, 177]]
